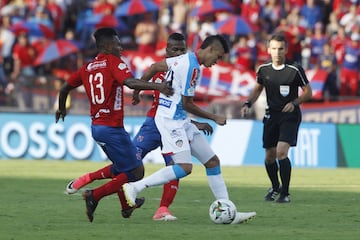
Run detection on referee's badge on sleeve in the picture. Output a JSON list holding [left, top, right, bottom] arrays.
[[280, 85, 290, 97]]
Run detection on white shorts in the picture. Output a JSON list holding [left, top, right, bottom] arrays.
[[155, 116, 215, 164]]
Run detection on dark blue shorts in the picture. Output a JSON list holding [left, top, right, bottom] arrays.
[[91, 125, 143, 175], [132, 117, 162, 160]]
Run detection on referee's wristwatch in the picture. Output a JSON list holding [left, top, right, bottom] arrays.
[[243, 100, 252, 108]]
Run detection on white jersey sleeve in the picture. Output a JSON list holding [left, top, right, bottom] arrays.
[[157, 52, 201, 120]]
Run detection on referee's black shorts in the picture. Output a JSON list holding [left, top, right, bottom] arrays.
[[262, 108, 301, 148]]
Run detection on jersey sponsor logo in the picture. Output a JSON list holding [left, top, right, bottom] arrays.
[[94, 108, 110, 118], [159, 97, 172, 108], [175, 139, 183, 148], [187, 87, 195, 95], [170, 129, 181, 138], [136, 135, 144, 142], [190, 68, 198, 87], [87, 60, 107, 71], [280, 85, 290, 97], [118, 63, 127, 70], [136, 148, 143, 160]]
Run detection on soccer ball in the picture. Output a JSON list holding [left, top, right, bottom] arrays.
[[209, 199, 237, 224]]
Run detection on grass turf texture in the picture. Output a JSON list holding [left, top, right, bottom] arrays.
[[0, 160, 359, 240]]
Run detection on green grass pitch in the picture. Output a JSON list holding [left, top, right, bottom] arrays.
[[0, 160, 359, 240]]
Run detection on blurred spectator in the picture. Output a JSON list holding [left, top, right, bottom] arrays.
[[11, 32, 37, 109], [134, 12, 159, 53], [92, 0, 115, 15], [170, 0, 187, 33], [339, 33, 360, 96], [317, 42, 339, 100], [326, 12, 341, 37], [46, 0, 65, 34], [198, 15, 217, 41], [319, 0, 333, 27], [0, 15, 16, 78], [332, 0, 352, 20], [0, 39, 6, 90], [28, 3, 53, 28], [330, 26, 347, 66], [254, 32, 269, 68], [339, 3, 360, 34], [240, 0, 261, 34], [286, 8, 306, 63], [231, 35, 254, 71], [186, 13, 201, 51], [300, 0, 323, 30], [309, 22, 327, 67], [283, 0, 305, 14], [259, 0, 281, 34]]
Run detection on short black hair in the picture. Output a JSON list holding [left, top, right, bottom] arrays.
[[200, 34, 229, 54], [93, 27, 118, 49], [168, 32, 185, 41], [269, 33, 287, 44]]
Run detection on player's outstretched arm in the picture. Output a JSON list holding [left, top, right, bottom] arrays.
[[55, 83, 74, 123], [141, 60, 168, 82], [182, 96, 226, 126], [240, 83, 263, 117], [124, 78, 173, 96]]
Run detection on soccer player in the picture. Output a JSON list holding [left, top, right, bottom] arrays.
[[55, 27, 173, 222], [132, 32, 213, 221], [240, 33, 313, 203], [122, 34, 257, 224]]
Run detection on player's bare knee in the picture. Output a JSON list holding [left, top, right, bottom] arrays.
[[179, 163, 192, 175], [204, 155, 220, 168], [131, 165, 145, 181], [276, 151, 288, 160]]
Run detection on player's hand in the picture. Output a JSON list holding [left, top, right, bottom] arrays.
[[158, 81, 174, 96], [282, 102, 295, 113], [194, 122, 213, 135], [214, 116, 226, 126], [55, 109, 66, 123], [132, 90, 141, 105], [240, 106, 249, 117]]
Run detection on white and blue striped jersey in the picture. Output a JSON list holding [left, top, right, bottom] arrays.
[[156, 52, 201, 120]]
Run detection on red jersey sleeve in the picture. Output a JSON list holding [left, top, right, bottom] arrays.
[[66, 69, 83, 87], [110, 56, 134, 84]]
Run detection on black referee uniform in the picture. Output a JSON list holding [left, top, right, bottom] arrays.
[[257, 61, 309, 148]]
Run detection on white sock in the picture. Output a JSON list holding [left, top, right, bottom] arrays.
[[132, 166, 177, 192], [207, 174, 229, 200]]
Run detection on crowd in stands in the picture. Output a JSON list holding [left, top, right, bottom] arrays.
[[0, 0, 359, 113]]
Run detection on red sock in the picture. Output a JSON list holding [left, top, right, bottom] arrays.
[[92, 173, 128, 203], [117, 188, 130, 211], [72, 164, 112, 189], [89, 164, 112, 180], [160, 179, 179, 207]]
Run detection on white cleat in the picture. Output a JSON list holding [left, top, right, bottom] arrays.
[[65, 180, 78, 195], [122, 183, 137, 207], [231, 211, 256, 224]]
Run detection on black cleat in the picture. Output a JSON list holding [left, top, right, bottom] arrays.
[[276, 194, 290, 203], [121, 197, 145, 218], [264, 188, 280, 201], [82, 190, 98, 222]]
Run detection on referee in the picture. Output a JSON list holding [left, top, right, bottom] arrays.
[[241, 33, 313, 203]]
